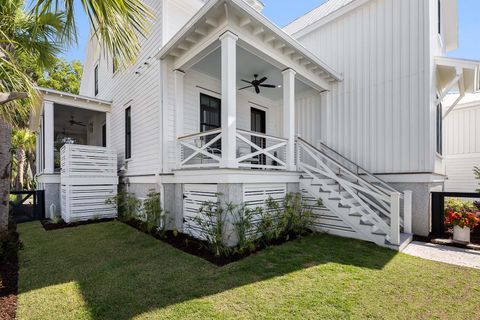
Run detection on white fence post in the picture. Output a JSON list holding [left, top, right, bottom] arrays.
[[403, 190, 413, 234], [390, 192, 401, 245]]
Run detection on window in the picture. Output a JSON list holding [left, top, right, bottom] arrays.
[[436, 102, 443, 155], [200, 93, 221, 150], [125, 107, 131, 159], [102, 123, 107, 147], [94, 65, 99, 96], [438, 0, 442, 35]]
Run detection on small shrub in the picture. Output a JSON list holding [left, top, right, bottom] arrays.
[[106, 189, 141, 221], [195, 193, 313, 257], [194, 200, 232, 257], [232, 205, 256, 254], [143, 190, 167, 235]]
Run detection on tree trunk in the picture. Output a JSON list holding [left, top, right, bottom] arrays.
[[0, 118, 12, 234], [15, 149, 26, 190]]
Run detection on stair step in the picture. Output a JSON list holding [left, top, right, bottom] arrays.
[[359, 220, 374, 227], [328, 197, 341, 201]]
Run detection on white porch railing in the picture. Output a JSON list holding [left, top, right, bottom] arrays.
[[235, 129, 287, 170], [60, 144, 117, 177], [178, 129, 223, 168], [177, 128, 288, 170]]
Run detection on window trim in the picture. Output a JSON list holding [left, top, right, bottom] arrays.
[[437, 0, 442, 35], [102, 122, 107, 148], [125, 106, 132, 159]]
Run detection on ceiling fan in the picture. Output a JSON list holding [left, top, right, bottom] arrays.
[[239, 74, 278, 94], [69, 115, 86, 127]]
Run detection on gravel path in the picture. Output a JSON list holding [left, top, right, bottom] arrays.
[[403, 241, 480, 269]]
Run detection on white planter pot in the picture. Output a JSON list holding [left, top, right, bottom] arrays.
[[453, 225, 471, 243]]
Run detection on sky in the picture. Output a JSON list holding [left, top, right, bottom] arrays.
[[62, 0, 480, 62]]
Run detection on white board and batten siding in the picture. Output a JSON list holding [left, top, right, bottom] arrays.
[[291, 0, 436, 174], [60, 145, 118, 223], [445, 103, 480, 192], [79, 0, 204, 176]]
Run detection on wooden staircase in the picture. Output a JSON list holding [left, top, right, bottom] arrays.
[[297, 138, 413, 251]]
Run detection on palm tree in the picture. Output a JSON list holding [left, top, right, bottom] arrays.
[[0, 0, 152, 233], [0, 0, 65, 232], [11, 128, 35, 190]]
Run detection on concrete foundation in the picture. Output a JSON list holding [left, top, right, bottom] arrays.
[[391, 182, 444, 237], [42, 183, 61, 219]]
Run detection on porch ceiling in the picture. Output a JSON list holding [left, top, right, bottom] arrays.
[[157, 0, 342, 92], [29, 87, 111, 132], [191, 46, 312, 100]]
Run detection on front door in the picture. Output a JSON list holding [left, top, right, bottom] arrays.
[[200, 93, 221, 152], [251, 107, 266, 166]]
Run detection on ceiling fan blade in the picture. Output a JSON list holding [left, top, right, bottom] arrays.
[[259, 84, 277, 88], [257, 77, 267, 84], [241, 79, 252, 84], [238, 85, 253, 90], [255, 86, 260, 94]]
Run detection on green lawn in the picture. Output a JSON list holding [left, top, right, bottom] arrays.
[[17, 221, 480, 320]]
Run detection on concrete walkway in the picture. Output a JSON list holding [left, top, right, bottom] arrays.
[[403, 241, 480, 269]]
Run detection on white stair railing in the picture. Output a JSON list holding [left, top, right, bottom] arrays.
[[297, 137, 411, 245]]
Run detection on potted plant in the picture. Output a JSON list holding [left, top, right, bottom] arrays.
[[444, 199, 480, 243]]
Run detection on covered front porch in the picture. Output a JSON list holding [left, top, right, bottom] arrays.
[[158, 0, 342, 173], [30, 88, 117, 222]]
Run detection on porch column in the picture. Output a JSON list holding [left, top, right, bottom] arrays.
[[220, 31, 238, 168], [43, 100, 55, 174], [174, 69, 185, 169], [282, 68, 296, 171], [105, 112, 112, 147]]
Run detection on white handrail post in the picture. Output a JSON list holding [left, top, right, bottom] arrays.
[[220, 31, 238, 168], [390, 192, 401, 245], [403, 190, 413, 234]]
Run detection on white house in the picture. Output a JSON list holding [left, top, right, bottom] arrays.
[[444, 93, 480, 192], [30, 0, 479, 250]]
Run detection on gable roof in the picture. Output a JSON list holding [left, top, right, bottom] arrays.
[[283, 0, 357, 36], [158, 0, 342, 85]]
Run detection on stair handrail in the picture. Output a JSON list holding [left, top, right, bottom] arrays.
[[317, 140, 402, 195], [296, 137, 401, 198]]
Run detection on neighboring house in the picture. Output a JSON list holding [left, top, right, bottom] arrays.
[[30, 0, 479, 251], [443, 93, 480, 192]]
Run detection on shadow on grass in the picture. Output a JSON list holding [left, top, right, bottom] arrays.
[[17, 221, 397, 319]]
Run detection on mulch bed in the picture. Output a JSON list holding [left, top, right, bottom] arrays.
[[0, 230, 20, 320], [123, 218, 308, 266], [41, 218, 115, 231]]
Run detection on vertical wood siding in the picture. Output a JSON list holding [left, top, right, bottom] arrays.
[[79, 0, 204, 176], [293, 0, 433, 174], [444, 105, 480, 192]]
